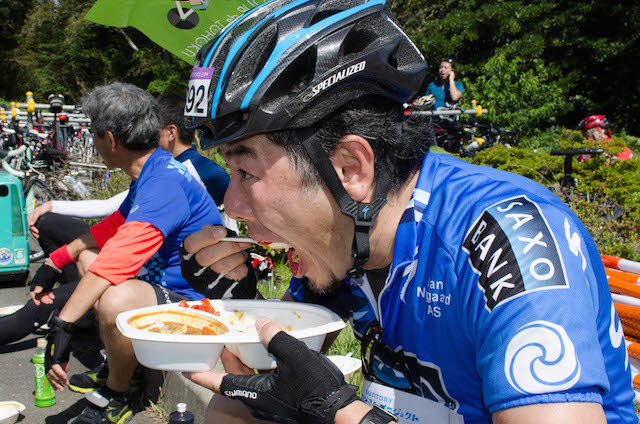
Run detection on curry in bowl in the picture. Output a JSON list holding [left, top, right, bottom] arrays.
[[128, 310, 227, 335]]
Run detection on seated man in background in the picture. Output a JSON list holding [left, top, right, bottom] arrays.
[[0, 93, 244, 349], [577, 114, 633, 160], [38, 82, 224, 424]]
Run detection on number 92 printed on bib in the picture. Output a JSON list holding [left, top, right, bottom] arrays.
[[185, 67, 213, 118]]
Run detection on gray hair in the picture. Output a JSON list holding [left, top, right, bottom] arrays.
[[82, 82, 160, 150]]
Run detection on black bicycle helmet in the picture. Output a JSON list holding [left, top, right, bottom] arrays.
[[187, 0, 427, 277], [187, 0, 426, 147]]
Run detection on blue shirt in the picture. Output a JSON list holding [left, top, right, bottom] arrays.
[[425, 80, 464, 110], [290, 152, 635, 423], [175, 146, 230, 206], [119, 148, 222, 299]]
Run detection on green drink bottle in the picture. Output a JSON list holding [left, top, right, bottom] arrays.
[[33, 338, 56, 407]]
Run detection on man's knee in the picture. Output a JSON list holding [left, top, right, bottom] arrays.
[[95, 285, 126, 326], [95, 280, 157, 326]]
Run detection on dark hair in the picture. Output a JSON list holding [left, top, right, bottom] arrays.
[[442, 58, 456, 69], [82, 82, 159, 151], [266, 97, 433, 192], [157, 94, 195, 145]]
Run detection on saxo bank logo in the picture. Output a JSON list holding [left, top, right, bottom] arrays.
[[505, 321, 580, 394]]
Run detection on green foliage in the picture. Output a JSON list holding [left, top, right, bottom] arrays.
[[461, 54, 572, 135], [2, 0, 191, 103], [390, 0, 640, 135], [466, 142, 640, 261]]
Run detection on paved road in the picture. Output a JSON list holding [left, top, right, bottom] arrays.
[[0, 260, 164, 423]]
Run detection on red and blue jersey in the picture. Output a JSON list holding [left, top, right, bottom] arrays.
[[291, 152, 635, 423], [90, 148, 222, 299]]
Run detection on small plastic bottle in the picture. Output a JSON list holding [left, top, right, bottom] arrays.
[[168, 402, 194, 424], [65, 175, 91, 199], [33, 338, 56, 407]]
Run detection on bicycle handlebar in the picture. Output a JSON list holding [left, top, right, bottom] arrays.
[[1, 145, 27, 178], [550, 148, 605, 156], [16, 102, 77, 112], [411, 108, 488, 117]]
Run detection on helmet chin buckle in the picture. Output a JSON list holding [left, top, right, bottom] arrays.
[[346, 198, 387, 278]]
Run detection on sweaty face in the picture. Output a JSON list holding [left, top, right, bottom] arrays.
[[221, 135, 354, 291]]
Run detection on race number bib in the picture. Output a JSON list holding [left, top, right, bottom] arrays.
[[185, 67, 213, 118], [361, 380, 464, 424]]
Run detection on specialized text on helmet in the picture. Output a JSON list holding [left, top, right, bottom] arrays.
[[310, 61, 366, 97]]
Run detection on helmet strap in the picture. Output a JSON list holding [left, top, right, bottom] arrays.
[[298, 128, 392, 278]]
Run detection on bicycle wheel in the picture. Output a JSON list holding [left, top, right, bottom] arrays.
[[23, 179, 56, 262], [23, 179, 56, 217]]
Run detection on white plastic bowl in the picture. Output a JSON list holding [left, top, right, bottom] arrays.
[[117, 299, 346, 371], [327, 355, 362, 379], [216, 300, 346, 369], [0, 401, 25, 424], [116, 306, 231, 372]]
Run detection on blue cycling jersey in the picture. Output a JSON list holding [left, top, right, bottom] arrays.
[[119, 148, 222, 299], [175, 146, 229, 206], [290, 152, 635, 423]]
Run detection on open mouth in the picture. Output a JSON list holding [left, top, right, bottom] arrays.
[[252, 239, 302, 277], [287, 248, 302, 278]]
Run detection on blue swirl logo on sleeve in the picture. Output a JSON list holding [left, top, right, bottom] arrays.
[[504, 320, 580, 394], [462, 195, 568, 311]]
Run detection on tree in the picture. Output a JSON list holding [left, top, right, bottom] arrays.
[[391, 0, 640, 135]]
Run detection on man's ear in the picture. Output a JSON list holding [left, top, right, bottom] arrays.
[[105, 130, 118, 152], [166, 124, 179, 142], [331, 134, 375, 203]]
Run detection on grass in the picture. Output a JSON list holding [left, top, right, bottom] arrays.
[[145, 387, 168, 421]]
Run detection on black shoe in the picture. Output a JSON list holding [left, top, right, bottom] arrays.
[[69, 361, 108, 393], [69, 361, 143, 394], [72, 388, 133, 424]]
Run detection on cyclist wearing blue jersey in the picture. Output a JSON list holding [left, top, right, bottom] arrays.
[[179, 1, 635, 423], [41, 83, 224, 424]]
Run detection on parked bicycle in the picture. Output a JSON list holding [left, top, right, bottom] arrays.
[[405, 101, 520, 157], [549, 147, 624, 221]]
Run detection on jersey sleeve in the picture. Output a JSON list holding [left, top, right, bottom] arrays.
[[51, 190, 128, 219], [456, 81, 464, 95], [90, 210, 126, 248], [459, 196, 611, 413], [88, 221, 164, 285], [124, 176, 190, 237]]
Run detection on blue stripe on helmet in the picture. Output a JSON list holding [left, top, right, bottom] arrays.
[[241, 0, 386, 110], [202, 0, 278, 69], [211, 0, 315, 118]]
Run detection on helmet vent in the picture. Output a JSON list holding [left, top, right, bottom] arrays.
[[310, 9, 343, 26], [225, 25, 278, 103], [387, 41, 399, 69], [341, 25, 378, 61], [262, 46, 317, 113], [252, 28, 279, 80]]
